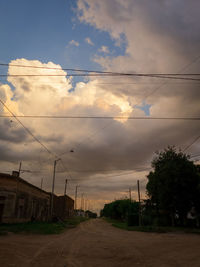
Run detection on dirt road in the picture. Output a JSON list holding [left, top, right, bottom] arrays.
[[1, 219, 200, 267]]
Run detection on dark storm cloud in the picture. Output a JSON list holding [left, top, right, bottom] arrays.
[[0, 119, 28, 143], [38, 133, 64, 143], [0, 1, 199, 211]]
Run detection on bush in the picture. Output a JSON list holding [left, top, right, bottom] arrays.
[[101, 199, 140, 222], [142, 214, 153, 226], [127, 213, 139, 226], [152, 215, 171, 226]]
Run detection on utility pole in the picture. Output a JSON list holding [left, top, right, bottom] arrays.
[[15, 162, 22, 216], [129, 187, 132, 202], [41, 178, 43, 190], [63, 179, 68, 218], [137, 180, 142, 226], [74, 185, 79, 210], [81, 193, 84, 210], [18, 162, 22, 177], [83, 198, 85, 211], [51, 158, 61, 219], [64, 179, 68, 195]]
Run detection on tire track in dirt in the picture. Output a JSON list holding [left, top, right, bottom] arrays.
[[29, 227, 80, 267], [1, 219, 200, 267]]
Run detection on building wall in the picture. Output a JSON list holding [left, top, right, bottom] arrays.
[[53, 195, 74, 219], [0, 173, 74, 223], [0, 173, 50, 223]]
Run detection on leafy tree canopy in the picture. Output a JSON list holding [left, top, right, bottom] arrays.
[[146, 146, 200, 224], [100, 199, 139, 220]]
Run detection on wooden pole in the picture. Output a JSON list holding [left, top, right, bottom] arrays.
[[129, 187, 132, 202], [64, 179, 68, 195], [137, 180, 142, 226]]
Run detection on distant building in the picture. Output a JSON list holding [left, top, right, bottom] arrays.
[[53, 195, 74, 219], [0, 172, 74, 223], [74, 209, 85, 217]]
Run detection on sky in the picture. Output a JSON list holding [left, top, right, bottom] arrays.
[[0, 0, 200, 213]]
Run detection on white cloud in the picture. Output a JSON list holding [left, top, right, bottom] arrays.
[[74, 0, 200, 205], [1, 1, 200, 211], [68, 40, 80, 47], [77, 0, 200, 72], [0, 59, 143, 210], [85, 37, 94, 45], [98, 45, 109, 53]]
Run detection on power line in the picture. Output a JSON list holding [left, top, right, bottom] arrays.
[[66, 167, 150, 173], [59, 120, 112, 156], [1, 62, 200, 76], [145, 54, 200, 155], [0, 99, 56, 157], [68, 55, 200, 156], [60, 159, 73, 181], [1, 73, 200, 81], [68, 170, 149, 180], [1, 60, 200, 158], [97, 82, 200, 85], [1, 59, 200, 164], [0, 115, 199, 120], [94, 54, 200, 156], [141, 54, 200, 102], [183, 134, 200, 152]]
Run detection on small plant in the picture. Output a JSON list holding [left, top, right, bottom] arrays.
[[0, 216, 88, 235]]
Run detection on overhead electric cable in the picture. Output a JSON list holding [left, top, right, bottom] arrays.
[[1, 73, 200, 81], [140, 54, 200, 101], [97, 82, 200, 85], [59, 120, 113, 157], [0, 99, 56, 157], [183, 134, 200, 152], [60, 159, 73, 181], [64, 167, 151, 173], [1, 62, 200, 76], [72, 54, 200, 157], [0, 115, 199, 120], [66, 170, 150, 180]]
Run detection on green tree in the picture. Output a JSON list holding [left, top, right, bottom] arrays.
[[100, 199, 139, 224], [146, 146, 200, 226]]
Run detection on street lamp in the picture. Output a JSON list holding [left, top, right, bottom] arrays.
[[50, 158, 61, 218]]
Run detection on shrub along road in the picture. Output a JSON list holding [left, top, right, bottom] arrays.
[[0, 218, 200, 267]]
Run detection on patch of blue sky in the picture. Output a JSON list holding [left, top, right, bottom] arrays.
[[134, 101, 152, 116], [0, 0, 72, 64], [65, 18, 127, 69], [0, 0, 127, 91]]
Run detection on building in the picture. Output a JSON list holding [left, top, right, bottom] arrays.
[[53, 195, 74, 219], [0, 172, 74, 223]]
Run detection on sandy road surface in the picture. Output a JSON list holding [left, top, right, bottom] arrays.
[[0, 219, 200, 267]]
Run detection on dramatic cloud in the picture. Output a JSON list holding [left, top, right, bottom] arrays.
[[76, 0, 200, 126], [0, 58, 137, 210], [1, 1, 200, 212], [75, 0, 200, 209], [77, 0, 200, 73]]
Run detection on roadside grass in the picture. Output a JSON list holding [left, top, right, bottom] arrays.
[[0, 216, 88, 235], [104, 217, 200, 234]]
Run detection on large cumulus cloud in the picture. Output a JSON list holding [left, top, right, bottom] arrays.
[[0, 1, 200, 212], [0, 58, 136, 211]]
